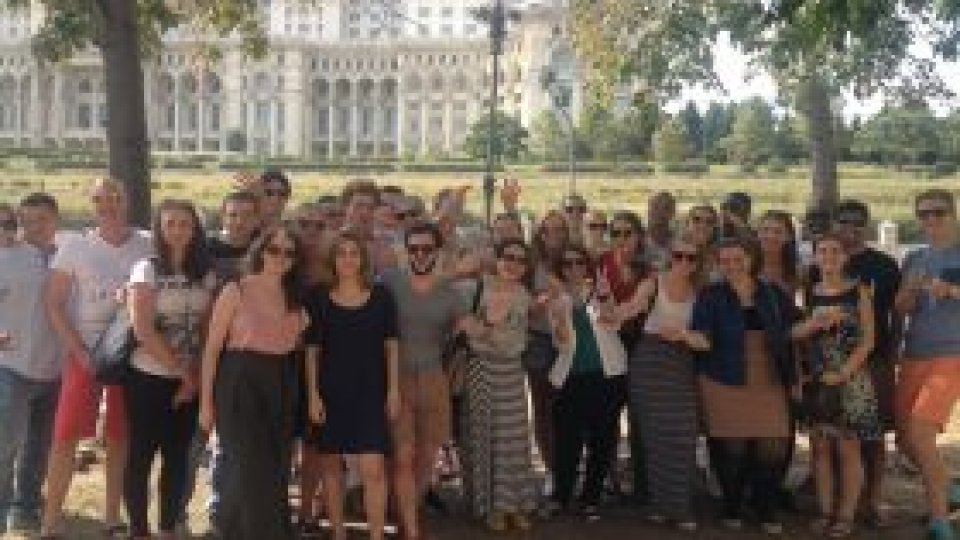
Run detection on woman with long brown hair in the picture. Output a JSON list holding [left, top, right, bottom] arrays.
[[199, 223, 309, 540], [758, 210, 800, 295], [304, 232, 400, 540]]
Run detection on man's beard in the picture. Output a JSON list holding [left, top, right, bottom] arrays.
[[410, 257, 438, 276]]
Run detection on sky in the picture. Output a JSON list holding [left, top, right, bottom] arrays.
[[667, 34, 960, 119]]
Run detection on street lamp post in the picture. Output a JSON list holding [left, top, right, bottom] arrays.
[[472, 0, 517, 228]]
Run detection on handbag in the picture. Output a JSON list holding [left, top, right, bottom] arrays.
[[91, 305, 135, 385], [443, 278, 484, 396]]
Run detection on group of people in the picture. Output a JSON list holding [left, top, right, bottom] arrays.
[[0, 170, 959, 540]]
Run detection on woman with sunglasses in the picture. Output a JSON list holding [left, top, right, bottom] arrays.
[[459, 239, 537, 532], [684, 205, 720, 280], [199, 223, 309, 540], [304, 232, 400, 540], [546, 245, 627, 522], [597, 210, 649, 502], [681, 237, 799, 534], [526, 210, 571, 475], [626, 236, 704, 531]]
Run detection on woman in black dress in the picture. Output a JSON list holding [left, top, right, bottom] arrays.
[[304, 232, 400, 540]]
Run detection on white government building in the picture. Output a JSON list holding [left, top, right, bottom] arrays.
[[0, 0, 582, 159]]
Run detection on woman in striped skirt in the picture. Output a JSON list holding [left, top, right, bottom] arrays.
[[459, 239, 537, 532], [627, 236, 705, 531]]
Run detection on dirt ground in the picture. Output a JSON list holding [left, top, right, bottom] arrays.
[[4, 419, 960, 540]]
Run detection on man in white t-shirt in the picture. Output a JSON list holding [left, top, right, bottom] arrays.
[[40, 179, 152, 538]]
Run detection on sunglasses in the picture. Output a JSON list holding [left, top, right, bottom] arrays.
[[0, 219, 16, 231], [265, 244, 296, 259], [609, 228, 634, 239], [396, 211, 419, 220], [406, 243, 436, 255], [298, 219, 325, 231], [562, 257, 588, 268], [499, 253, 528, 265], [672, 251, 698, 263], [833, 216, 866, 227], [690, 215, 716, 225], [264, 188, 290, 198], [588, 223, 607, 231], [917, 207, 951, 220], [565, 205, 587, 214]]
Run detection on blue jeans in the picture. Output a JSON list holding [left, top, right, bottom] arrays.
[[0, 367, 60, 521]]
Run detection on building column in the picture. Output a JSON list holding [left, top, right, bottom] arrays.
[[350, 85, 358, 157], [419, 101, 428, 157], [444, 100, 453, 154], [172, 74, 181, 152], [246, 97, 255, 156], [52, 70, 63, 147], [29, 71, 40, 146], [372, 81, 381, 158], [270, 99, 279, 157], [396, 78, 404, 158], [13, 76, 22, 147], [197, 72, 205, 152], [327, 101, 334, 160]]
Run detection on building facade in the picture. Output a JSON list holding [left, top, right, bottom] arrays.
[[0, 0, 581, 159]]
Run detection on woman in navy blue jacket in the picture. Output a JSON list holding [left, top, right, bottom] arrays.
[[671, 236, 800, 534]]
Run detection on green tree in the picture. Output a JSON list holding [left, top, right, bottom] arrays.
[[653, 116, 689, 165], [853, 104, 942, 165], [772, 115, 807, 164], [571, 0, 960, 210], [702, 102, 735, 163], [463, 112, 529, 162], [723, 98, 776, 169], [12, 0, 267, 224], [578, 103, 620, 159], [679, 101, 704, 156], [529, 110, 567, 161]]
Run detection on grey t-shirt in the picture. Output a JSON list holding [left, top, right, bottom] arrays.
[[903, 244, 960, 360], [383, 270, 467, 373], [0, 244, 62, 381]]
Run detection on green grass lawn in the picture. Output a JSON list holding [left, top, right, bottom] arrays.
[[0, 165, 956, 235]]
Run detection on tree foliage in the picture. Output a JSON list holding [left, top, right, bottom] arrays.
[[464, 112, 530, 162], [653, 116, 689, 165], [723, 98, 777, 170], [570, 0, 960, 208]]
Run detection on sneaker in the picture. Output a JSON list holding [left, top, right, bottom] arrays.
[[645, 513, 668, 525], [7, 508, 41, 532], [509, 512, 532, 531], [581, 505, 601, 523], [676, 520, 698, 532], [298, 520, 323, 539], [929, 519, 957, 540], [760, 521, 785, 535], [486, 512, 508, 532], [720, 517, 744, 531]]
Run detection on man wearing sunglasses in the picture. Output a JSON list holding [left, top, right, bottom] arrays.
[[895, 189, 960, 540], [259, 169, 292, 226], [811, 199, 901, 525], [382, 222, 467, 540], [561, 194, 588, 245]]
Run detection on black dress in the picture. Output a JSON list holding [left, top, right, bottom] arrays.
[[306, 284, 398, 454]]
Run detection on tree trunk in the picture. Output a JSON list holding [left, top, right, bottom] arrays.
[[101, 0, 151, 227], [803, 76, 838, 212]]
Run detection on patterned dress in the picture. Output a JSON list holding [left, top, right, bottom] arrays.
[[806, 285, 882, 441], [459, 278, 538, 518]]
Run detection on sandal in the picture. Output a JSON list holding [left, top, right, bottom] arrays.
[[810, 516, 832, 535], [827, 519, 855, 538], [103, 524, 128, 538]]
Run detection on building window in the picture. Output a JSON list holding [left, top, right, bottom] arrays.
[[78, 103, 91, 130], [166, 104, 175, 131], [255, 101, 269, 129], [99, 104, 108, 128], [361, 107, 373, 137], [383, 108, 396, 136], [441, 7, 454, 17], [418, 25, 429, 37], [210, 103, 221, 131], [187, 104, 198, 131], [441, 24, 453, 36], [78, 78, 92, 94], [418, 6, 430, 17], [337, 107, 349, 136], [318, 108, 329, 135], [277, 103, 285, 133]]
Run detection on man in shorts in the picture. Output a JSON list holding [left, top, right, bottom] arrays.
[[40, 179, 152, 538], [383, 222, 467, 540], [895, 189, 960, 540]]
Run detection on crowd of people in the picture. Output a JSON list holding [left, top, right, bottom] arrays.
[[0, 171, 959, 540]]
